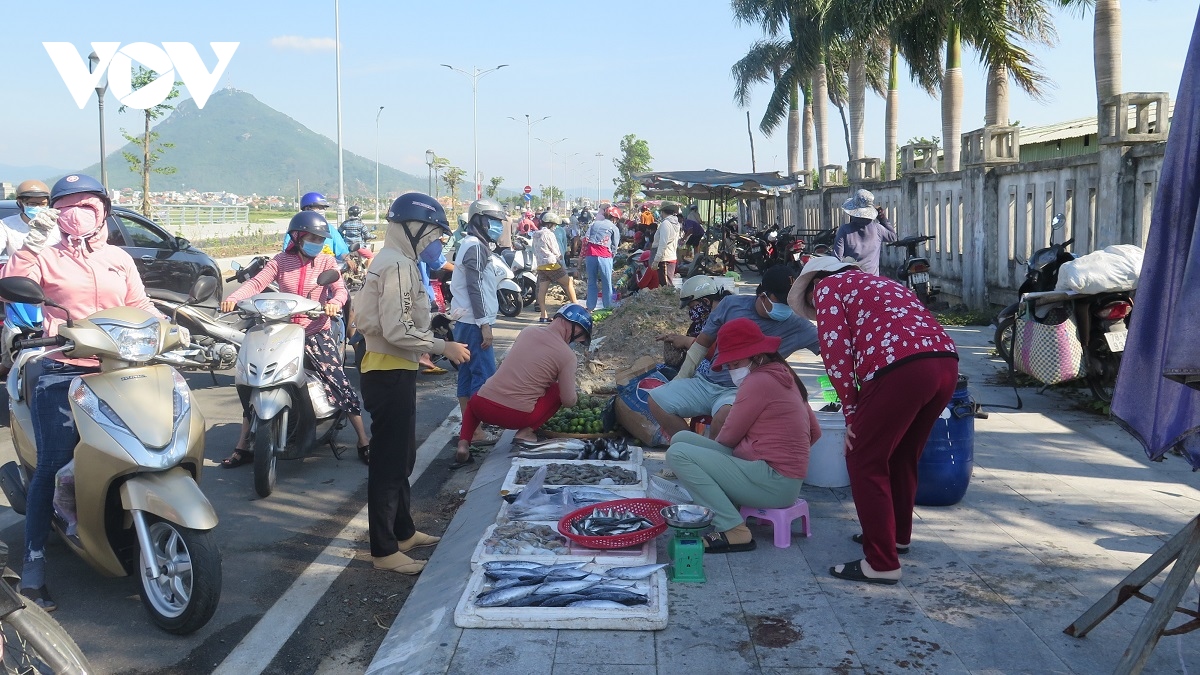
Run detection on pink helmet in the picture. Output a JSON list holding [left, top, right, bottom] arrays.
[[606, 206, 623, 220]]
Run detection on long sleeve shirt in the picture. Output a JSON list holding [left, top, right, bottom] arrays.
[[831, 214, 897, 275], [714, 361, 820, 479], [653, 215, 681, 263], [225, 250, 348, 336], [583, 218, 621, 258], [812, 270, 957, 426]]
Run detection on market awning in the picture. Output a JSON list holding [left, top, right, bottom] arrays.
[[634, 169, 800, 198]]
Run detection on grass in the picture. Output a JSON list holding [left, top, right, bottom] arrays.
[[248, 209, 295, 224], [193, 230, 281, 258], [935, 309, 994, 326]]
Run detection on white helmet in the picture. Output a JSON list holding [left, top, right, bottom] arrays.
[[679, 275, 724, 307]]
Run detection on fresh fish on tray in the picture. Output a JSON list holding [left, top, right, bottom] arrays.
[[569, 507, 656, 537], [514, 463, 639, 486], [471, 561, 656, 609], [512, 437, 635, 462], [481, 522, 570, 556]]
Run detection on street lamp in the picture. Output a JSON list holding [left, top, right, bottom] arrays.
[[87, 51, 109, 192], [441, 63, 509, 200], [375, 106, 384, 223], [536, 137, 567, 210], [507, 114, 549, 190], [595, 152, 604, 205], [334, 0, 346, 224], [425, 150, 435, 195]]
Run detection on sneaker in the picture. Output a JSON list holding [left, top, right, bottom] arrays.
[[20, 585, 56, 612]]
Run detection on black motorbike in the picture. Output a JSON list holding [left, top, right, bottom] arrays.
[[886, 234, 941, 308]]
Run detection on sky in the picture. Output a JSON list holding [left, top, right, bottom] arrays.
[[1, 0, 1195, 199]]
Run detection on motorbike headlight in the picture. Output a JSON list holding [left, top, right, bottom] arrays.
[[170, 368, 191, 421], [98, 323, 161, 362], [70, 378, 132, 435], [254, 298, 298, 321], [276, 356, 301, 382]]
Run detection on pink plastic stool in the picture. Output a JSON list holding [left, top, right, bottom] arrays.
[[740, 499, 811, 548]]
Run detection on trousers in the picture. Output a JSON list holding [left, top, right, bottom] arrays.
[[460, 387, 562, 442], [362, 368, 418, 557], [584, 255, 614, 311]]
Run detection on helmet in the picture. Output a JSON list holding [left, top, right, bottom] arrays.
[[605, 206, 622, 220], [555, 304, 593, 345], [679, 275, 726, 307], [300, 192, 330, 209], [540, 211, 561, 225], [15, 180, 50, 200], [469, 198, 507, 222], [347, 205, 362, 218], [287, 210, 332, 239], [50, 174, 110, 213], [457, 213, 469, 228], [387, 192, 450, 233], [659, 202, 681, 215]]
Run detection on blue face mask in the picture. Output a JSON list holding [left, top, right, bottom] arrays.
[[420, 239, 445, 267], [763, 295, 793, 321], [487, 217, 504, 242], [23, 206, 44, 220], [300, 240, 325, 257]]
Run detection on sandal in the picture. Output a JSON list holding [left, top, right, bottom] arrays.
[[471, 430, 501, 447], [830, 559, 899, 585], [851, 533, 909, 555], [20, 585, 56, 612], [702, 531, 757, 553], [449, 451, 475, 471], [357, 444, 369, 465], [221, 449, 253, 468]]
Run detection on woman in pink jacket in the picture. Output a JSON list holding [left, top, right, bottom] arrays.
[[665, 317, 820, 553], [220, 211, 370, 467], [0, 174, 163, 610]]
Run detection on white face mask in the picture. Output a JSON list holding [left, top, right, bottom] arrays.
[[730, 366, 751, 387]]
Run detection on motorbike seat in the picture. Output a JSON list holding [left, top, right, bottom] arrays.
[[147, 288, 191, 304]]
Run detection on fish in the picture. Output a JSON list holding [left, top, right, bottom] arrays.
[[482, 561, 549, 572], [475, 584, 539, 608], [601, 563, 668, 580], [535, 593, 592, 607], [542, 561, 591, 571], [483, 569, 547, 581], [532, 578, 603, 595], [567, 600, 627, 608], [489, 576, 545, 591], [543, 568, 593, 581], [515, 438, 587, 451], [582, 583, 639, 594], [581, 591, 649, 606], [503, 594, 549, 607]]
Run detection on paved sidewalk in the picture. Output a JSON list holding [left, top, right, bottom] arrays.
[[369, 326, 1200, 674]]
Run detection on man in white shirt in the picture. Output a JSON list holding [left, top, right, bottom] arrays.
[[0, 180, 60, 265]]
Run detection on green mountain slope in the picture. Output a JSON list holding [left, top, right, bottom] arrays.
[[76, 88, 427, 197]]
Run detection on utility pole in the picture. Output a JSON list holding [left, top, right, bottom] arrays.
[[536, 137, 567, 210], [334, 0, 346, 224], [375, 106, 384, 223], [595, 152, 604, 205], [508, 114, 549, 190], [441, 64, 509, 200]]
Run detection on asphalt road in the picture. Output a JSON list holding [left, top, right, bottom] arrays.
[[0, 304, 534, 673]]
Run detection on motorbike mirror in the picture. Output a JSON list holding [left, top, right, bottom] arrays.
[[316, 269, 340, 286], [1051, 213, 1065, 230], [230, 261, 243, 271], [0, 277, 46, 305], [187, 276, 218, 304]]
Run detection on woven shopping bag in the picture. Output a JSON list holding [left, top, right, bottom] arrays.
[[1013, 303, 1086, 384]]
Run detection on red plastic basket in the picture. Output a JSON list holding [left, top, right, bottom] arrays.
[[557, 498, 672, 549]]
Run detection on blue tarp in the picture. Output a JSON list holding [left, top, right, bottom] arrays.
[[1112, 6, 1200, 467]]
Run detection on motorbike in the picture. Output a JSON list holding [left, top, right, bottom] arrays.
[[886, 234, 942, 308], [504, 234, 540, 311], [232, 269, 352, 498], [1, 303, 43, 377], [439, 249, 524, 319], [619, 249, 661, 298], [148, 285, 246, 381], [0, 275, 222, 636], [0, 540, 91, 673], [745, 225, 781, 272], [993, 213, 1133, 403]]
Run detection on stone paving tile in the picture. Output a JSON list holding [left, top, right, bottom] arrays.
[[446, 628, 557, 675], [737, 595, 859, 670], [553, 664, 656, 675], [552, 630, 656, 665]]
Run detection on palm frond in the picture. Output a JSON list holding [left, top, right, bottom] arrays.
[[731, 39, 790, 107]]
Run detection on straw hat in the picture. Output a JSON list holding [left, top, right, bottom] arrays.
[[842, 188, 878, 219], [787, 256, 860, 320], [711, 318, 782, 370]]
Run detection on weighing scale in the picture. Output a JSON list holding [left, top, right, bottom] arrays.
[[660, 504, 714, 583]]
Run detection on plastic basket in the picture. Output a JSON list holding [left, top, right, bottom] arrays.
[[557, 498, 672, 549]]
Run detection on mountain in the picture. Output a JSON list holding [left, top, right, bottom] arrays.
[[0, 164, 70, 187], [75, 89, 428, 198]]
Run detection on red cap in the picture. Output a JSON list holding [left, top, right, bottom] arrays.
[[711, 317, 781, 370]]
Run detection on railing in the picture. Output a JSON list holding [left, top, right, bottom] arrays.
[[150, 205, 250, 230]]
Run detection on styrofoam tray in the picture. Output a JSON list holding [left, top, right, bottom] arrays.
[[495, 487, 647, 522], [454, 565, 668, 630], [470, 521, 658, 570], [500, 460, 648, 495], [510, 444, 644, 465]]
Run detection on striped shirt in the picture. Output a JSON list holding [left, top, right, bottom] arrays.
[[225, 251, 349, 336]]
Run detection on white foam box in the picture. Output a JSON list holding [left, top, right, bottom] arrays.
[[454, 565, 669, 630], [470, 520, 658, 570], [500, 460, 648, 496], [495, 487, 648, 522], [510, 444, 644, 466]]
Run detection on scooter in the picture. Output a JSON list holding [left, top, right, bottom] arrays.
[[886, 234, 942, 308], [505, 234, 540, 311], [0, 276, 222, 636], [148, 287, 246, 381], [232, 269, 350, 498], [994, 214, 1076, 365], [1, 302, 43, 376]]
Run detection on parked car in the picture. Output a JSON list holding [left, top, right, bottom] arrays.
[[0, 200, 223, 308]]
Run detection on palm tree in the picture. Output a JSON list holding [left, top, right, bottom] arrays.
[[802, 79, 816, 173], [1093, 0, 1121, 125]]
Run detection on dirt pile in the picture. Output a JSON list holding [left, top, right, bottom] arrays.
[[575, 286, 690, 394]]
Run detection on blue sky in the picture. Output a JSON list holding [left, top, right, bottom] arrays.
[[2, 0, 1194, 197]]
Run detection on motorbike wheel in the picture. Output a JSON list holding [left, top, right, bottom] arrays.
[[0, 588, 92, 673], [1086, 350, 1122, 405], [519, 279, 537, 312], [253, 416, 282, 498], [994, 316, 1015, 367], [137, 516, 222, 635], [498, 289, 522, 318], [745, 253, 762, 273], [914, 282, 931, 307]]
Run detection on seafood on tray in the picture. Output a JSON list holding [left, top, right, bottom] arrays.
[[568, 507, 656, 537], [513, 437, 635, 462], [515, 463, 639, 486], [482, 522, 570, 556], [473, 561, 667, 608]]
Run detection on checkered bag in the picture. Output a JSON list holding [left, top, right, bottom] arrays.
[[1013, 304, 1086, 384]]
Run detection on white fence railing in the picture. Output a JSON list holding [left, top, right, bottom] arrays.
[[151, 205, 250, 230]]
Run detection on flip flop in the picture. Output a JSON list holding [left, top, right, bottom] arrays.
[[448, 453, 475, 471], [830, 559, 899, 585], [221, 449, 253, 468], [851, 533, 910, 555], [702, 531, 757, 553], [471, 431, 501, 447], [420, 365, 448, 375]]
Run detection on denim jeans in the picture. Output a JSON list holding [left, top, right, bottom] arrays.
[[585, 255, 615, 311], [25, 359, 97, 560]]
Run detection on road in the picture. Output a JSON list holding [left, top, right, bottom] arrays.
[[0, 305, 535, 673]]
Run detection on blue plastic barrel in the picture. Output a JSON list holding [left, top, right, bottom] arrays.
[[915, 375, 975, 506]]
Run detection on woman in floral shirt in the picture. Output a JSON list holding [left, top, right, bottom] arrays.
[[788, 257, 958, 585]]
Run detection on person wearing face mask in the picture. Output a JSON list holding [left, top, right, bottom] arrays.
[[220, 211, 371, 465], [0, 180, 61, 265], [355, 193, 470, 575], [456, 304, 590, 462], [648, 265, 819, 442], [530, 211, 578, 323], [652, 202, 681, 287], [657, 275, 733, 356], [448, 199, 509, 462], [0, 174, 163, 610], [281, 192, 351, 263], [665, 318, 819, 553]]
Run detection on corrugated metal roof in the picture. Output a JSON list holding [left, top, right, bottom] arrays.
[[1020, 100, 1175, 145]]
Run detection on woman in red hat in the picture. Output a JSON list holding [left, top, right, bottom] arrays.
[[665, 317, 820, 553]]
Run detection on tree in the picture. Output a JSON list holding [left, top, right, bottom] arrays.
[[612, 134, 652, 205], [442, 166, 465, 213], [486, 175, 504, 198], [540, 185, 564, 205], [431, 155, 450, 198], [119, 66, 181, 216]]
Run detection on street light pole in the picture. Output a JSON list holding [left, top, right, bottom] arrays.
[[507, 114, 548, 189], [535, 137, 567, 210], [87, 51, 109, 192], [595, 152, 604, 205], [375, 106, 384, 223], [441, 63, 509, 201], [334, 0, 346, 224], [425, 150, 435, 195]]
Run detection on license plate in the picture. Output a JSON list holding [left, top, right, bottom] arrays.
[[1104, 330, 1128, 353], [909, 272, 929, 285]]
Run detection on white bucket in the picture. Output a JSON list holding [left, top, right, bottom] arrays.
[[806, 402, 849, 488]]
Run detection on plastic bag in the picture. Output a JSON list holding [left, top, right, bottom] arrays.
[[1055, 244, 1143, 294], [52, 460, 78, 536], [507, 467, 627, 521]]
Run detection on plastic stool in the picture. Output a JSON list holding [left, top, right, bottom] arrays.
[[689, 415, 712, 435], [740, 499, 811, 548]]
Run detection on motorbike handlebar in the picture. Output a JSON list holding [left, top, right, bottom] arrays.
[[15, 336, 66, 350]]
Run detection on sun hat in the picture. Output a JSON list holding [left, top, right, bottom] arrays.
[[787, 257, 860, 320], [755, 265, 795, 300], [842, 188, 878, 219], [711, 318, 782, 370]]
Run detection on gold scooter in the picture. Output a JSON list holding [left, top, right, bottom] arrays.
[[0, 276, 222, 635]]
